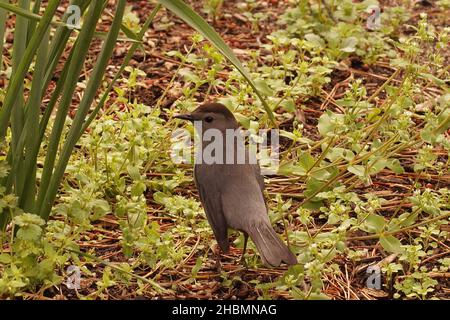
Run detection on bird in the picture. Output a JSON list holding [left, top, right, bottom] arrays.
[[174, 102, 297, 267]]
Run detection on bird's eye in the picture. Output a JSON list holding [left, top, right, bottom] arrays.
[[205, 116, 214, 123]]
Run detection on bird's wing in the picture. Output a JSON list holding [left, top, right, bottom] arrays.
[[194, 166, 229, 252], [251, 162, 267, 210], [252, 163, 265, 194], [220, 170, 297, 267], [219, 165, 269, 231]]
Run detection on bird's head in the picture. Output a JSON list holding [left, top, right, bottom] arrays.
[[174, 102, 239, 131]]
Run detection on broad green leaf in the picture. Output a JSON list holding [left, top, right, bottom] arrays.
[[388, 211, 418, 231], [326, 147, 355, 162], [254, 79, 274, 96], [153, 191, 168, 205], [0, 253, 12, 263], [91, 199, 111, 220], [318, 111, 344, 136], [131, 181, 147, 197], [304, 178, 327, 198], [368, 158, 388, 175], [280, 99, 296, 113], [304, 33, 325, 47], [17, 225, 42, 241], [364, 213, 385, 233], [386, 158, 405, 174], [380, 235, 403, 253], [310, 167, 332, 181], [340, 36, 358, 52], [348, 165, 365, 177], [434, 108, 450, 135], [278, 161, 307, 176], [298, 152, 315, 171], [234, 113, 251, 129]]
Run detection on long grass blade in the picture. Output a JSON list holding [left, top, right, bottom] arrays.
[[39, 0, 127, 221], [43, 0, 91, 95], [0, 0, 83, 30], [27, 0, 42, 43], [19, 29, 49, 212], [36, 0, 104, 218], [0, 0, 8, 72], [10, 0, 30, 196], [0, 0, 61, 140]]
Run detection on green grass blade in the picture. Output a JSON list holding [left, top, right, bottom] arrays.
[[0, 0, 61, 140], [16, 47, 75, 218], [0, 1, 38, 22], [0, 0, 82, 30], [43, 0, 91, 94], [19, 29, 49, 213], [156, 0, 276, 125], [0, 0, 8, 72], [39, 0, 127, 221], [36, 0, 104, 219], [10, 0, 30, 194], [27, 0, 42, 43]]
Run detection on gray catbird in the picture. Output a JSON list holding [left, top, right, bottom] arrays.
[[175, 103, 297, 267]]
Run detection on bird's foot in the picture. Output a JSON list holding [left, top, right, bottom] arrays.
[[214, 255, 222, 272], [238, 256, 248, 269]]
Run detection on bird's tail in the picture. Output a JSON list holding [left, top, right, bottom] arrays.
[[247, 221, 297, 267]]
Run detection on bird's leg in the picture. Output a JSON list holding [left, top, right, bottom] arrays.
[[239, 233, 249, 267], [213, 245, 222, 272]]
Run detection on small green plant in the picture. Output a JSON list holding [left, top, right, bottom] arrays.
[[202, 0, 223, 23]]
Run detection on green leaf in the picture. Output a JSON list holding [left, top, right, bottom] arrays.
[[317, 112, 344, 136], [388, 211, 418, 231], [280, 99, 296, 113], [364, 214, 385, 233], [368, 158, 388, 175], [91, 199, 111, 220], [17, 225, 42, 241], [131, 181, 147, 197], [153, 191, 168, 205], [234, 113, 251, 129], [191, 257, 203, 277], [310, 167, 332, 181], [254, 79, 274, 96], [434, 108, 450, 135], [127, 165, 141, 181], [0, 253, 11, 263], [298, 152, 315, 171], [278, 161, 307, 176], [348, 165, 365, 177], [304, 33, 325, 47], [326, 148, 355, 162], [421, 72, 446, 86], [380, 235, 403, 253], [304, 178, 327, 198], [340, 37, 358, 53], [386, 158, 405, 174]]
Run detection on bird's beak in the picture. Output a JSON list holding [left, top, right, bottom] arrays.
[[174, 113, 196, 121]]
